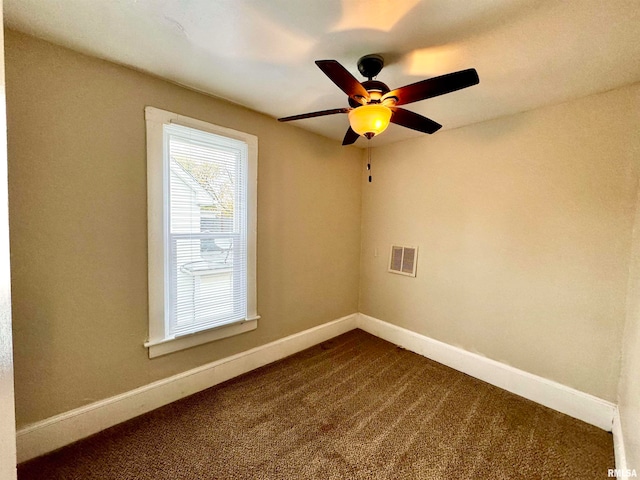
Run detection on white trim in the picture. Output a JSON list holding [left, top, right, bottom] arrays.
[[356, 313, 616, 431], [613, 407, 628, 473], [0, 4, 17, 477], [144, 318, 259, 358], [145, 107, 168, 346], [16, 313, 358, 463]]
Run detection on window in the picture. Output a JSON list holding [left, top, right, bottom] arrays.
[[144, 107, 258, 358]]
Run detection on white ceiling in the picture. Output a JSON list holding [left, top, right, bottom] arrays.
[[4, 0, 640, 147]]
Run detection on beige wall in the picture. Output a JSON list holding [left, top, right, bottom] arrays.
[[5, 30, 362, 427], [359, 83, 640, 401], [620, 148, 640, 467]]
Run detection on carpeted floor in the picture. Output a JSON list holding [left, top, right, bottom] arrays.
[[18, 329, 614, 479]]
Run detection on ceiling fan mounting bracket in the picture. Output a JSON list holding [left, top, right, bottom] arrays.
[[357, 54, 384, 80]]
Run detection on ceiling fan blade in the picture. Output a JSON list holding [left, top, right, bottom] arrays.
[[383, 68, 479, 106], [390, 107, 442, 134], [278, 108, 349, 122], [315, 60, 370, 103], [342, 127, 360, 145]]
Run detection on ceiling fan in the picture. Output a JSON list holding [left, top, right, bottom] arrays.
[[278, 54, 479, 145]]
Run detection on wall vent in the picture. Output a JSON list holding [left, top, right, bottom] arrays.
[[388, 245, 418, 277]]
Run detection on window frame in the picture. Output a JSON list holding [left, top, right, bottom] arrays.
[[144, 106, 258, 358]]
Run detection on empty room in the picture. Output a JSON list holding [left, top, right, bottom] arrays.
[[0, 0, 639, 479]]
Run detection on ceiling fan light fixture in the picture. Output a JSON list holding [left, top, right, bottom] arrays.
[[348, 104, 392, 137]]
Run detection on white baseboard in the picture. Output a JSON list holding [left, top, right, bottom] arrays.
[[613, 408, 628, 473], [356, 313, 616, 431], [17, 312, 619, 464], [16, 313, 358, 463]]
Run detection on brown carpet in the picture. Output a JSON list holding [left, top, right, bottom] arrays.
[[18, 329, 614, 479]]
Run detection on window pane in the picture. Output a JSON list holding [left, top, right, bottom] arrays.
[[172, 237, 237, 329], [169, 135, 239, 235], [165, 123, 248, 336]]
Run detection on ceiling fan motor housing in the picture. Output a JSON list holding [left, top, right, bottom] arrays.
[[357, 54, 384, 79], [348, 80, 391, 107]]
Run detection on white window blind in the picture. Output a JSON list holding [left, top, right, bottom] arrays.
[[164, 123, 248, 337]]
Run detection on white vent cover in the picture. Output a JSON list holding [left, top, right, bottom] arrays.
[[388, 245, 418, 277]]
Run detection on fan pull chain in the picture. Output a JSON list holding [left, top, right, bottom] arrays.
[[367, 138, 372, 183]]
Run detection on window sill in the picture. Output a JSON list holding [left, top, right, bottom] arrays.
[[144, 317, 259, 358]]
